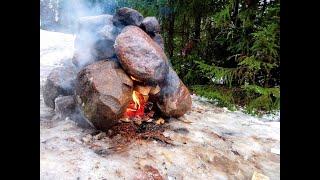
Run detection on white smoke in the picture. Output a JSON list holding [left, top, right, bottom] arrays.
[[41, 0, 118, 32]]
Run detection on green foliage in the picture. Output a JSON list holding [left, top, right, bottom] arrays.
[[238, 56, 261, 71], [195, 60, 235, 87], [251, 23, 279, 62], [191, 84, 280, 115], [242, 84, 280, 98], [241, 84, 280, 115], [213, 3, 232, 29], [115, 0, 280, 115], [191, 85, 236, 110]]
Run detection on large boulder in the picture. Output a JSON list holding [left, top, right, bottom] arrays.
[[156, 67, 192, 117], [112, 7, 144, 27], [43, 66, 77, 109], [114, 26, 169, 83], [140, 17, 160, 36], [75, 60, 133, 130], [73, 15, 122, 69]]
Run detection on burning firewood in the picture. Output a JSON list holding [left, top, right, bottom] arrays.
[[155, 118, 165, 125], [134, 85, 152, 102], [149, 85, 160, 95], [134, 85, 152, 95]]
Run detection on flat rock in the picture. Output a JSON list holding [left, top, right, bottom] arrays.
[[157, 67, 192, 117], [113, 7, 144, 27], [75, 60, 133, 130], [43, 66, 77, 109], [114, 25, 169, 83]]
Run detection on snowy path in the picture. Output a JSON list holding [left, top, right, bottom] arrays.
[[40, 30, 280, 180]]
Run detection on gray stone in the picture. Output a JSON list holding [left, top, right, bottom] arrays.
[[112, 7, 144, 27], [43, 66, 77, 109], [140, 16, 160, 35], [54, 95, 76, 117], [152, 33, 164, 50], [157, 67, 192, 117]]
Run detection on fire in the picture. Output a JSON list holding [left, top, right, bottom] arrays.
[[125, 90, 145, 118], [132, 91, 141, 109]]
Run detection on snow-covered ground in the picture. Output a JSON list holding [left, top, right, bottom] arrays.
[[40, 30, 280, 180], [40, 29, 75, 82], [193, 95, 280, 122]]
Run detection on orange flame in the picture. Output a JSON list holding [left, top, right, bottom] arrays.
[[132, 90, 141, 109], [125, 90, 145, 118]]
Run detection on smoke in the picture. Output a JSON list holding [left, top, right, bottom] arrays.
[[62, 0, 105, 31], [40, 0, 119, 32], [72, 14, 123, 70]]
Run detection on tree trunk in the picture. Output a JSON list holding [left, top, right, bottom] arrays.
[[167, 0, 175, 58], [194, 16, 201, 41], [181, 15, 187, 51], [232, 0, 240, 27], [262, 0, 267, 12], [193, 1, 202, 58]]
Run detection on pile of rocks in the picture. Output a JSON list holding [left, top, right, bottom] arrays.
[[42, 7, 192, 130]]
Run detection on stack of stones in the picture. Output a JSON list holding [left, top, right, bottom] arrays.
[[42, 7, 192, 130]]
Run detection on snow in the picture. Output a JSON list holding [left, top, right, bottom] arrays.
[[192, 94, 280, 122], [211, 77, 224, 84], [40, 29, 74, 61], [261, 110, 280, 122], [40, 29, 74, 82], [40, 30, 280, 180]]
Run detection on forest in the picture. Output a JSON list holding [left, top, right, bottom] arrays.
[[41, 0, 280, 115]]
